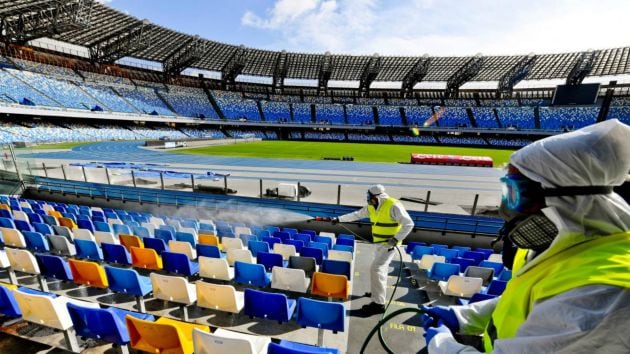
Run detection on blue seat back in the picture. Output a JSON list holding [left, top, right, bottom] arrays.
[[105, 266, 151, 296], [307, 242, 329, 258], [181, 219, 199, 230], [162, 251, 199, 276], [234, 261, 270, 287], [462, 251, 485, 265], [429, 262, 460, 281], [102, 243, 132, 265], [175, 231, 196, 247], [262, 236, 281, 249], [199, 223, 216, 234], [321, 259, 352, 280], [430, 243, 448, 249], [143, 237, 168, 255], [296, 297, 345, 332], [32, 222, 53, 235], [14, 220, 33, 232], [469, 292, 497, 304], [313, 236, 333, 249], [450, 257, 476, 273], [154, 229, 175, 242], [499, 269, 512, 281], [94, 221, 112, 233], [0, 212, 12, 221], [405, 241, 426, 254], [300, 230, 317, 238], [43, 215, 58, 226], [256, 252, 283, 272], [332, 244, 354, 253], [36, 254, 73, 281], [300, 247, 324, 265], [196, 244, 222, 258], [113, 224, 131, 236], [256, 230, 270, 239], [23, 231, 50, 252], [77, 219, 95, 233], [74, 239, 103, 261], [0, 285, 21, 317], [273, 231, 291, 242], [478, 261, 504, 275], [266, 226, 280, 234], [293, 233, 312, 244], [239, 234, 257, 247], [132, 226, 150, 238], [283, 228, 298, 236], [244, 288, 295, 323], [436, 248, 459, 262], [284, 239, 304, 253], [487, 280, 508, 296], [335, 237, 354, 248], [67, 303, 154, 345], [248, 240, 270, 257], [27, 213, 43, 224], [452, 246, 471, 256], [475, 248, 494, 259]]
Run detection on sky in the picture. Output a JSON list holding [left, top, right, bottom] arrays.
[[102, 0, 630, 57]]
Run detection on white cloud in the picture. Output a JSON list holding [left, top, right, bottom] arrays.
[[241, 0, 630, 56]]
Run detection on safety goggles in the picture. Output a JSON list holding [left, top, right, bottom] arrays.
[[500, 171, 545, 212]]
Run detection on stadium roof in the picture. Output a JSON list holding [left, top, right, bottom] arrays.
[[7, 1, 630, 86]]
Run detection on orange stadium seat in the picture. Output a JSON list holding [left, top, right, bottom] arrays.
[[68, 258, 109, 289], [310, 272, 349, 300], [119, 234, 144, 252], [131, 246, 163, 270], [58, 217, 77, 229], [126, 315, 210, 354]]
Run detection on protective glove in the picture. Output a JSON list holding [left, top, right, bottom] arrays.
[[331, 217, 339, 225], [387, 237, 399, 250], [420, 305, 459, 333], [423, 320, 452, 346]]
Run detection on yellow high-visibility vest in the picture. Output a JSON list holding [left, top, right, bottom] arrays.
[[368, 197, 402, 244], [482, 231, 630, 352]]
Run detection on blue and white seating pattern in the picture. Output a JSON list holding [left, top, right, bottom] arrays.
[[315, 104, 345, 124], [345, 105, 374, 125], [377, 106, 403, 126]]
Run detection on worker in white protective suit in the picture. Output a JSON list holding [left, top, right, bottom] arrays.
[[422, 119, 630, 353], [333, 184, 414, 315]]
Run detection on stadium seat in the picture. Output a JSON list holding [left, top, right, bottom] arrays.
[[162, 251, 199, 276], [15, 220, 34, 232], [488, 253, 503, 263], [293, 233, 312, 245], [261, 236, 281, 249], [321, 259, 352, 280], [273, 243, 297, 260], [310, 272, 349, 300], [428, 262, 460, 282], [73, 228, 95, 242], [199, 256, 234, 281], [144, 237, 169, 255], [1, 227, 26, 248], [296, 297, 345, 335], [328, 249, 353, 263], [95, 231, 119, 245], [271, 267, 310, 293], [244, 288, 296, 323], [105, 265, 152, 312], [417, 254, 446, 270], [457, 292, 498, 306], [169, 240, 197, 260], [475, 248, 494, 259], [125, 315, 210, 354], [195, 281, 244, 314], [308, 242, 329, 258], [288, 256, 317, 278], [234, 261, 271, 287], [273, 231, 292, 243], [68, 259, 109, 289], [438, 275, 483, 298], [450, 257, 477, 274], [0, 283, 21, 317], [462, 251, 485, 266], [405, 241, 426, 254], [14, 289, 100, 352], [314, 235, 333, 249], [67, 302, 155, 347], [94, 221, 112, 233], [175, 231, 197, 247], [300, 247, 324, 265], [335, 237, 355, 249], [436, 248, 459, 262], [267, 340, 340, 354], [6, 248, 47, 290], [257, 251, 284, 272], [332, 244, 354, 253], [486, 280, 508, 296], [198, 234, 221, 248], [499, 269, 512, 281], [234, 226, 252, 238], [248, 240, 270, 257], [119, 234, 144, 252], [131, 246, 163, 270], [58, 217, 77, 230], [132, 226, 151, 238], [48, 234, 76, 256], [36, 254, 73, 282], [196, 244, 224, 259], [23, 231, 50, 252], [464, 266, 495, 286], [226, 248, 255, 266], [74, 238, 103, 261], [193, 327, 271, 354], [411, 246, 434, 261], [478, 260, 505, 276], [155, 228, 175, 242], [151, 272, 197, 320], [102, 243, 132, 265], [283, 239, 304, 254]]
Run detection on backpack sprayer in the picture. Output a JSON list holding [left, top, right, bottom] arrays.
[[307, 216, 427, 353]]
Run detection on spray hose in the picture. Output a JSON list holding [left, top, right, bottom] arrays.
[[310, 217, 422, 353]]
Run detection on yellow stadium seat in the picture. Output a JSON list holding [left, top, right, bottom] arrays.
[[0, 282, 17, 290], [0, 204, 10, 211], [131, 246, 163, 270], [126, 315, 210, 354], [58, 217, 77, 229], [68, 259, 109, 289], [198, 234, 222, 249], [119, 234, 144, 252], [310, 272, 349, 300], [47, 210, 63, 219]]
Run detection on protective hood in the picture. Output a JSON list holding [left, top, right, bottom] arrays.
[[510, 119, 630, 237]]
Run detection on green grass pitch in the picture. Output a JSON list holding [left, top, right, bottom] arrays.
[[175, 141, 516, 166]]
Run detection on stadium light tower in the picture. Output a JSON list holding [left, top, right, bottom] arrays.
[[0, 0, 94, 44], [565, 50, 598, 86], [88, 19, 151, 64], [445, 53, 484, 99], [221, 44, 248, 88], [163, 35, 209, 79], [359, 53, 381, 95], [498, 53, 536, 97], [401, 54, 431, 97]]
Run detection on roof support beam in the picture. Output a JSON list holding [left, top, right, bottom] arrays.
[[221, 45, 247, 86], [498, 54, 536, 95], [272, 50, 288, 90], [1, 0, 94, 44], [566, 50, 598, 85], [359, 53, 381, 94], [163, 35, 208, 76], [445, 55, 484, 98], [318, 52, 333, 94], [88, 20, 150, 63], [401, 55, 430, 95]]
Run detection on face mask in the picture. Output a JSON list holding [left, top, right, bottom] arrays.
[[507, 214, 559, 252]]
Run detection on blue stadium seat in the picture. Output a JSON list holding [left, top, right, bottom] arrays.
[[300, 230, 317, 238], [428, 262, 460, 281], [283, 228, 298, 236], [475, 248, 494, 259], [335, 237, 355, 249], [239, 234, 257, 247], [308, 242, 329, 258], [300, 247, 324, 265], [256, 230, 270, 239], [74, 239, 104, 261], [33, 222, 53, 235], [296, 297, 345, 333], [256, 252, 284, 272], [43, 215, 59, 226], [67, 302, 155, 345], [293, 234, 312, 245], [430, 243, 448, 249], [462, 251, 485, 266], [36, 254, 73, 281], [143, 237, 168, 255], [321, 259, 352, 280], [487, 280, 508, 296], [273, 231, 292, 243], [458, 292, 498, 305], [478, 261, 504, 276], [162, 251, 199, 276], [332, 244, 353, 253], [262, 236, 281, 249], [26, 213, 43, 224], [0, 212, 13, 221], [132, 226, 151, 238], [77, 219, 95, 233], [450, 257, 476, 273], [284, 239, 305, 254], [112, 224, 131, 236], [244, 288, 296, 324], [23, 231, 50, 252], [14, 220, 33, 232], [175, 231, 196, 247], [268, 340, 339, 354], [102, 243, 132, 265], [234, 261, 271, 287], [154, 229, 175, 242], [436, 248, 459, 262], [94, 221, 112, 233], [196, 244, 224, 259], [499, 269, 512, 281], [104, 265, 152, 312], [0, 285, 21, 317], [411, 246, 434, 261], [313, 236, 333, 249], [248, 240, 270, 257]]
